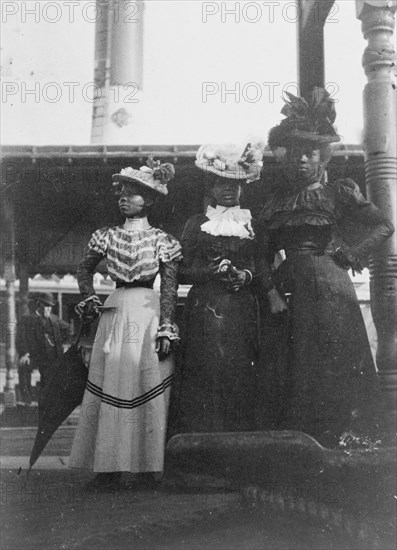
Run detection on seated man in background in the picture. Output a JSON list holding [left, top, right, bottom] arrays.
[[16, 292, 71, 403]]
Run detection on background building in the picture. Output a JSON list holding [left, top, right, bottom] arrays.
[[1, 1, 396, 407]]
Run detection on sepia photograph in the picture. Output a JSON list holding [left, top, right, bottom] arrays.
[[1, 1, 396, 548]]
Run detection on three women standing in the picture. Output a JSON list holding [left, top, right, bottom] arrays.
[[69, 161, 182, 490], [70, 90, 394, 480]]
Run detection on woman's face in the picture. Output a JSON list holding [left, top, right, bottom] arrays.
[[211, 179, 242, 207], [117, 184, 152, 218], [282, 143, 322, 185]]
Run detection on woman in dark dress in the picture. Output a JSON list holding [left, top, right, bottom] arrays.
[[172, 143, 268, 433], [257, 88, 394, 446]]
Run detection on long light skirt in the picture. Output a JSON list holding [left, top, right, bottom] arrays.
[[69, 287, 174, 473]]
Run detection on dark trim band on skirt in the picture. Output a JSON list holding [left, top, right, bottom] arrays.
[[86, 375, 174, 409]]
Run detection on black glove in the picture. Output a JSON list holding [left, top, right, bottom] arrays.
[[75, 295, 102, 323], [331, 247, 364, 274]]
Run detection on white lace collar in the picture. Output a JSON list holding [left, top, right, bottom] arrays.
[[123, 217, 151, 231], [201, 205, 254, 239]]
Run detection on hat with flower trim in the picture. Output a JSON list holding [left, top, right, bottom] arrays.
[[112, 157, 175, 196], [195, 142, 264, 182]]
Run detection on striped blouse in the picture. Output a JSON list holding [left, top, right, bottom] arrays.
[[88, 220, 182, 283]]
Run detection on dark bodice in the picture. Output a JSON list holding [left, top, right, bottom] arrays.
[[178, 213, 268, 288], [183, 214, 256, 270], [260, 183, 337, 230], [256, 178, 394, 268]]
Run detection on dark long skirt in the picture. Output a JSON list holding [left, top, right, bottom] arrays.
[[259, 253, 383, 446], [170, 281, 259, 434]]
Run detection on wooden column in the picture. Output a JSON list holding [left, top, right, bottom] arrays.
[[58, 291, 63, 320], [18, 264, 30, 317], [2, 196, 17, 405], [297, 0, 335, 95], [356, 0, 397, 422]]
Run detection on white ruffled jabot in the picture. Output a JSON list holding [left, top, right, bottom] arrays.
[[123, 217, 151, 231], [201, 205, 254, 239]]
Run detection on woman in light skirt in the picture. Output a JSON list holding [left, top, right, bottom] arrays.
[[69, 161, 182, 491]]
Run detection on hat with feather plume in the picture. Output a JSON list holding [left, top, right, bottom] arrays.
[[268, 87, 341, 149]]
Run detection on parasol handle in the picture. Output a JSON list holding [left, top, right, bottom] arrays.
[[74, 306, 116, 347], [74, 320, 87, 348]]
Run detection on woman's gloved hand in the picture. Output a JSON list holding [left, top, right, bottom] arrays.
[[267, 287, 288, 314], [331, 247, 364, 274], [75, 295, 102, 323], [221, 269, 247, 292], [18, 353, 31, 368], [205, 259, 225, 280], [155, 337, 171, 361]]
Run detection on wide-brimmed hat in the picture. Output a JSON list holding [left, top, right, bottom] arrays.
[[36, 292, 55, 307], [195, 142, 264, 182], [268, 87, 341, 150], [112, 158, 175, 196]]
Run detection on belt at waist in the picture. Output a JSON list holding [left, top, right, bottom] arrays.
[[115, 280, 154, 289], [285, 243, 325, 258]]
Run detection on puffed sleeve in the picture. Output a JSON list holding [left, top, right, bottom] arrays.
[[156, 232, 183, 263], [156, 232, 182, 341], [87, 227, 110, 255], [334, 179, 394, 266], [77, 227, 109, 299]]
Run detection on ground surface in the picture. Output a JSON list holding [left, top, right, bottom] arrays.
[[1, 468, 353, 550], [0, 424, 395, 550]]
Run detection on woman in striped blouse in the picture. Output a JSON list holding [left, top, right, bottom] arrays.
[[69, 162, 182, 491]]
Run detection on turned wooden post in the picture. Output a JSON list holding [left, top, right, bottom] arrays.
[[297, 0, 335, 94], [356, 0, 397, 421]]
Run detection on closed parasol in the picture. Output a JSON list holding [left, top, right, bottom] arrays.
[[28, 321, 89, 471]]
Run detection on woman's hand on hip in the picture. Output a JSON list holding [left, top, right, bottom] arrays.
[[156, 337, 171, 361], [267, 287, 288, 314]]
